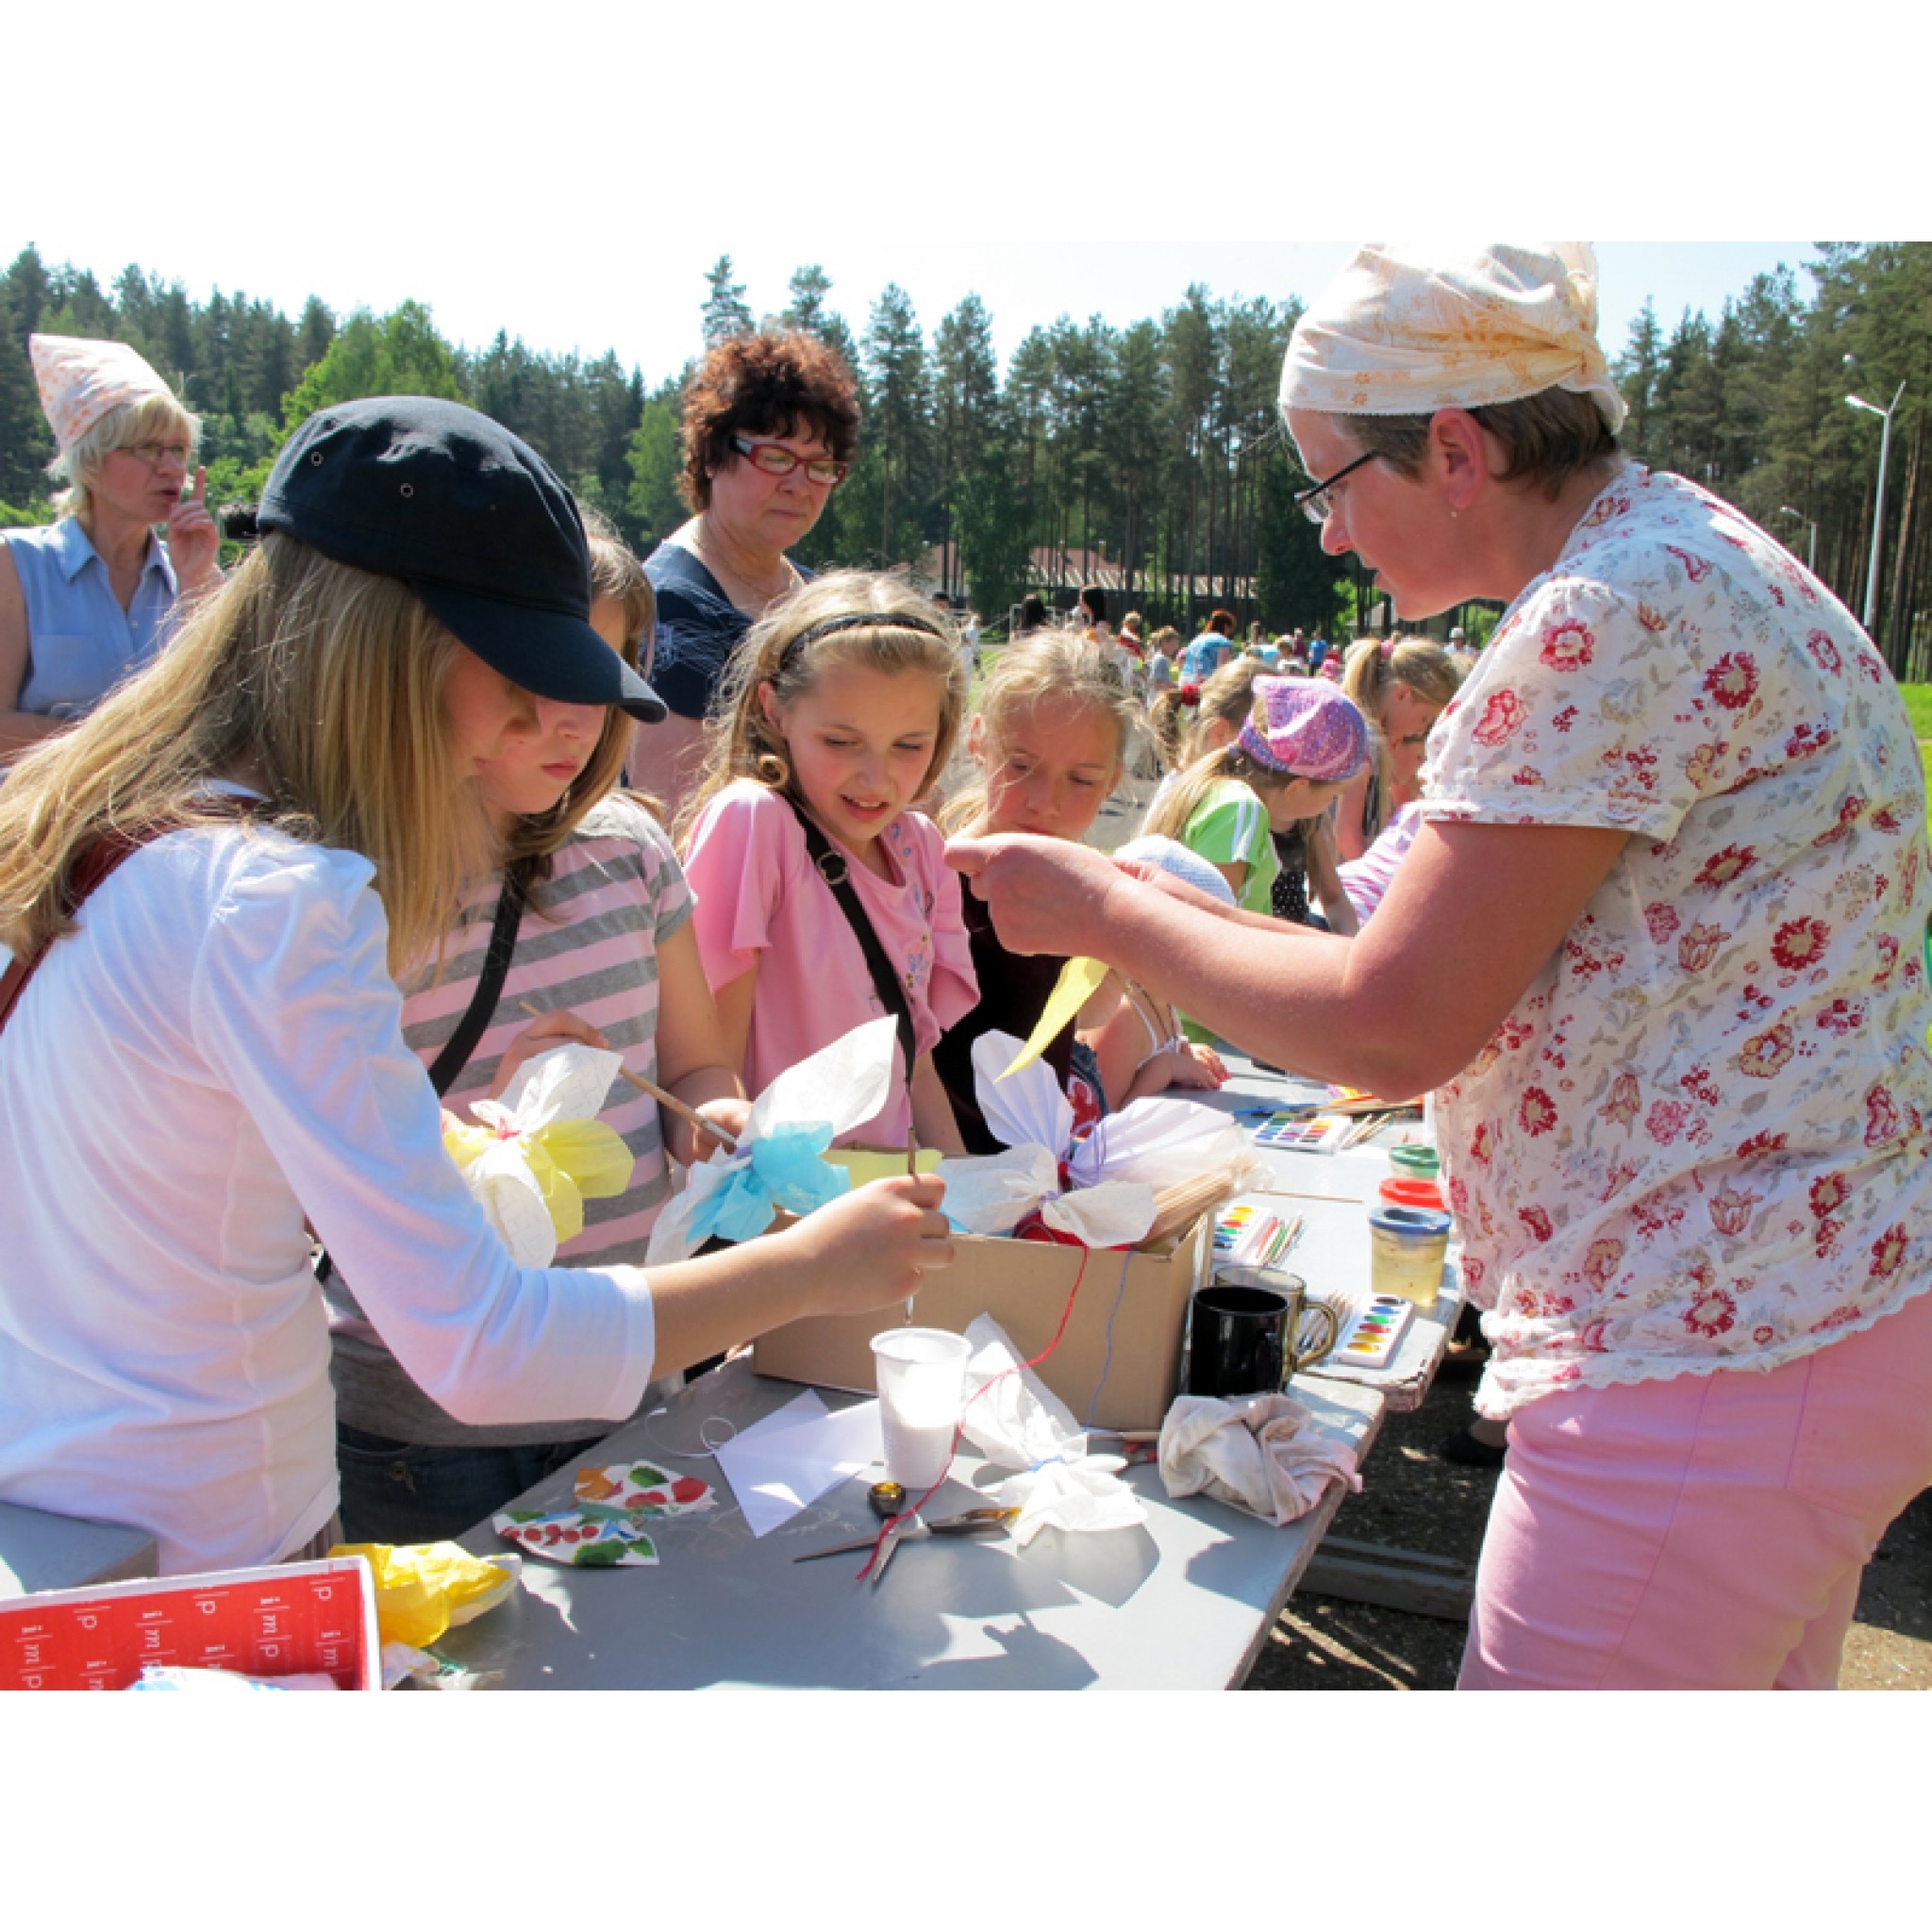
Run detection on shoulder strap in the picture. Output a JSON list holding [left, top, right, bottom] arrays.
[[781, 793, 918, 1074], [315, 870, 525, 1287], [426, 871, 525, 1097], [0, 798, 253, 1038]]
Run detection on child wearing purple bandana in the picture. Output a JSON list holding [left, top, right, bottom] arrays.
[[1141, 675, 1369, 952]]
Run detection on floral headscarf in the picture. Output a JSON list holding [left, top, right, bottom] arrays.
[[29, 333, 177, 453], [1279, 243, 1627, 433]]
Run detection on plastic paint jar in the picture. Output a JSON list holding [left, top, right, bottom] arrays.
[[1379, 1175, 1447, 1211], [1367, 1206, 1453, 1310]]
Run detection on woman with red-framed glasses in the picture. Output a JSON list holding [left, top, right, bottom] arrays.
[[636, 329, 859, 824]]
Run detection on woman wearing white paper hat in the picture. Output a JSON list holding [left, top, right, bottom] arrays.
[[951, 242, 1932, 1690], [0, 335, 224, 765]]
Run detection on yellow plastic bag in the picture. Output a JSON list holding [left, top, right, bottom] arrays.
[[328, 1541, 521, 1651]]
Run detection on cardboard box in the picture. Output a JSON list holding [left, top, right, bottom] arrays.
[[755, 1211, 1216, 1432], [0, 1556, 381, 1691]]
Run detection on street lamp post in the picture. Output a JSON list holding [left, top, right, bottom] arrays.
[[1845, 381, 1907, 637], [1777, 506, 1818, 575]]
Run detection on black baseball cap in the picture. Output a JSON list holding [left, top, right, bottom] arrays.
[[258, 395, 667, 723]]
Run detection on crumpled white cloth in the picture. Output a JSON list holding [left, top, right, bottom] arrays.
[[1158, 1392, 1363, 1526], [958, 1316, 1147, 1547]]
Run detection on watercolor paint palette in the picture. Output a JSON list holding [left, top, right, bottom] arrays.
[[1247, 1111, 1353, 1152], [1324, 1295, 1414, 1370], [1210, 1196, 1307, 1271]]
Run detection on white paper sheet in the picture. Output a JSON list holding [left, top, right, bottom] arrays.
[[714, 1390, 884, 1538]]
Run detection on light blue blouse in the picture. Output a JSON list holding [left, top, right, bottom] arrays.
[[6, 517, 181, 722]]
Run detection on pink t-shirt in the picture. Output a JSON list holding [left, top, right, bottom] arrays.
[[682, 780, 978, 1142]]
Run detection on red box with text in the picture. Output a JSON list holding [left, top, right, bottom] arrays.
[[0, 1556, 380, 1691]]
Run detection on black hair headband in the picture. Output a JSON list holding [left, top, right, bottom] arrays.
[[784, 609, 948, 657]]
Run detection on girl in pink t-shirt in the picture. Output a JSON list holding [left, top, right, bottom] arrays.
[[677, 572, 976, 1152]]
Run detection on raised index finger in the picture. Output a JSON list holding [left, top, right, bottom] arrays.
[[191, 464, 207, 503]]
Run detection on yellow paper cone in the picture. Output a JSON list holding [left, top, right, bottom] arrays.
[[1000, 956, 1109, 1077]]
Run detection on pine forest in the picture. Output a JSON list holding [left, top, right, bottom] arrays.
[[4, 243, 1929, 676]]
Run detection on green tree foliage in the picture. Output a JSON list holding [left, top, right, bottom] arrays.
[[859, 283, 929, 566], [932, 292, 1001, 604], [625, 387, 688, 550], [0, 276, 53, 506], [8, 243, 1930, 670], [279, 301, 465, 430], [701, 256, 753, 350], [782, 263, 860, 375], [1614, 243, 1932, 675]]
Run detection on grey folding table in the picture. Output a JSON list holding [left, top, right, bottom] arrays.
[[439, 1354, 1383, 1691]]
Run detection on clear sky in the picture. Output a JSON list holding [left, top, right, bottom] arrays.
[[9, 3, 1909, 390]]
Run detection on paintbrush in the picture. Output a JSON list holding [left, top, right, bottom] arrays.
[[904, 1125, 920, 1320]]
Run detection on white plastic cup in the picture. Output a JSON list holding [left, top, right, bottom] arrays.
[[871, 1327, 972, 1491]]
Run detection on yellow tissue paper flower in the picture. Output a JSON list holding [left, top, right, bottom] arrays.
[[441, 1117, 632, 1244]]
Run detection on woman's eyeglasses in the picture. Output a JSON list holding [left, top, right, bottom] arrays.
[[122, 441, 192, 468], [1292, 450, 1376, 525], [731, 437, 849, 487]]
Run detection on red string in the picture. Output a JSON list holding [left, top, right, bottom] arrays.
[[856, 1239, 1093, 1580]]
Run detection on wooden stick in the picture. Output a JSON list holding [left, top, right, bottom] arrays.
[[518, 999, 739, 1154], [614, 1066, 740, 1154], [1141, 1169, 1242, 1247]]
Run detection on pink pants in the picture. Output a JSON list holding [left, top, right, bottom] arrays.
[[1459, 1287, 1932, 1690]]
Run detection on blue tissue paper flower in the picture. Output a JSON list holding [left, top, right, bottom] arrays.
[[688, 1122, 849, 1245]]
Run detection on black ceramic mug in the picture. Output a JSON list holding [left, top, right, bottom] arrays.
[[1187, 1281, 1290, 1397], [1186, 1270, 1341, 1397]]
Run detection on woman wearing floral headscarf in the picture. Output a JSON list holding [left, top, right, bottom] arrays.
[[952, 242, 1932, 1690], [0, 336, 222, 765]]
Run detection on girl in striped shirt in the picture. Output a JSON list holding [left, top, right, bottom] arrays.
[[326, 525, 750, 1543]]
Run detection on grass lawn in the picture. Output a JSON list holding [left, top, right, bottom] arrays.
[[1902, 683, 1932, 792]]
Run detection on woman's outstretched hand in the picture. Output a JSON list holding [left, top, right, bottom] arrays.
[[945, 833, 1125, 959]]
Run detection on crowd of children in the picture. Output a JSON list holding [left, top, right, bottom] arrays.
[[0, 364, 1472, 1564]]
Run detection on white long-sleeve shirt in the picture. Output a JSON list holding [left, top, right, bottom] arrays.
[[0, 824, 656, 1573]]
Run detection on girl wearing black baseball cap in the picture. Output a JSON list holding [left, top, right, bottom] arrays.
[[0, 397, 951, 1576]]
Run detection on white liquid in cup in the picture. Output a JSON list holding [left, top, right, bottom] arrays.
[[871, 1327, 972, 1491]]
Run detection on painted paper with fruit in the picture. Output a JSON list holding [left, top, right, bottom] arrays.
[[492, 1460, 716, 1568]]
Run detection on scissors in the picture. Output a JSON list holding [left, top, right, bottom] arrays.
[[792, 1507, 1020, 1585]]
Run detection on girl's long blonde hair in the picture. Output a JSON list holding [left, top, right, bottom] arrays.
[[498, 520, 658, 902], [0, 534, 489, 977], [1150, 654, 1265, 775], [1341, 633, 1462, 836], [676, 569, 965, 847], [939, 629, 1141, 834]]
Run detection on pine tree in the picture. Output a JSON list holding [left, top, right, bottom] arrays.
[[701, 256, 754, 349], [0, 281, 53, 509], [862, 283, 929, 565]]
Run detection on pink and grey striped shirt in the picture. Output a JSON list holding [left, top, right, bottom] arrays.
[[326, 793, 693, 1445]]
